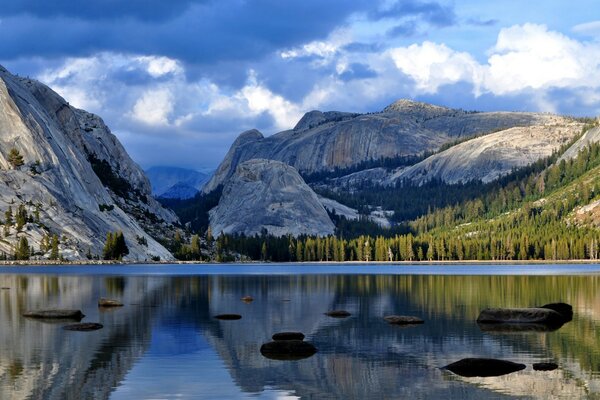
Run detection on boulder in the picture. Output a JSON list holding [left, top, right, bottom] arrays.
[[476, 307, 567, 327], [325, 310, 351, 318], [214, 314, 242, 320], [533, 362, 558, 371], [23, 309, 85, 321], [63, 323, 103, 331], [540, 302, 573, 322], [384, 315, 424, 325], [272, 332, 305, 341], [260, 340, 317, 361], [98, 298, 124, 307], [443, 358, 526, 377]]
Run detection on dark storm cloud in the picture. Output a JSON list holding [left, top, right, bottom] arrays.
[[0, 0, 374, 64]]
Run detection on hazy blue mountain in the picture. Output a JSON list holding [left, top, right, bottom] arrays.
[[146, 166, 209, 199]]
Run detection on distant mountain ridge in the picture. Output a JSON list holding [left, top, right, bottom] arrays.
[[146, 166, 209, 199]]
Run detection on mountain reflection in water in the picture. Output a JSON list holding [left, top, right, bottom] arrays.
[[0, 267, 599, 399]]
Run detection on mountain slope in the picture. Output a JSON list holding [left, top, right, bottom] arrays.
[[0, 65, 177, 260], [204, 100, 550, 193], [146, 166, 209, 198]]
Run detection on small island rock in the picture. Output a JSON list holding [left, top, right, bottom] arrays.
[[241, 296, 254, 303], [63, 323, 104, 331], [98, 298, 124, 307], [443, 358, 526, 377], [214, 314, 242, 320], [384, 315, 424, 325], [325, 310, 351, 318], [23, 309, 85, 320], [260, 340, 317, 361], [533, 362, 558, 371]]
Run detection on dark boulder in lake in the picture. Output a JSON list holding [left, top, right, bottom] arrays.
[[272, 332, 305, 341], [539, 302, 573, 322], [443, 358, 526, 377], [98, 298, 124, 307], [214, 314, 242, 320], [325, 310, 351, 318], [63, 323, 103, 331], [533, 362, 558, 371], [23, 309, 85, 321], [384, 315, 424, 325], [260, 340, 317, 361], [476, 307, 567, 327]]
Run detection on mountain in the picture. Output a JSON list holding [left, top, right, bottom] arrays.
[[203, 100, 557, 193], [209, 159, 335, 237], [0, 64, 177, 260], [146, 166, 209, 199]]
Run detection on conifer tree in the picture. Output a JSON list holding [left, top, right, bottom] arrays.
[[7, 148, 24, 168]]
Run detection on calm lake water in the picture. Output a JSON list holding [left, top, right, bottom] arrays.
[[1, 263, 600, 399]]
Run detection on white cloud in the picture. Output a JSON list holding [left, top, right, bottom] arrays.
[[385, 24, 600, 101], [131, 87, 174, 125], [573, 20, 600, 37], [136, 55, 182, 77]]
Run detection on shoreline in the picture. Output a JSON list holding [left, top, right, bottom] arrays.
[[0, 259, 599, 267]]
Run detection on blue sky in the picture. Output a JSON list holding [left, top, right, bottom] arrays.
[[2, 0, 600, 169]]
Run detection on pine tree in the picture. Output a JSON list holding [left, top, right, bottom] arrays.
[[15, 236, 29, 260], [50, 234, 59, 260], [7, 148, 24, 168]]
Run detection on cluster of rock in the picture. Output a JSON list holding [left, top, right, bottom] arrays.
[[443, 302, 572, 377]]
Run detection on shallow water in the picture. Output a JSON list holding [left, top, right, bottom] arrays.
[[1, 263, 600, 399]]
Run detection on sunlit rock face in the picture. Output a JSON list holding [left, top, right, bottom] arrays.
[[0, 65, 177, 260], [209, 159, 335, 237], [204, 100, 559, 193]]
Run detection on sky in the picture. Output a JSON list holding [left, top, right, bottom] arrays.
[[2, 0, 600, 169]]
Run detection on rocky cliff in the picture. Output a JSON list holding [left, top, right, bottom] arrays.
[[209, 159, 335, 237], [204, 100, 551, 193], [391, 116, 582, 184], [0, 65, 177, 260]]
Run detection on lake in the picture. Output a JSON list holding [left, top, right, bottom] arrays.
[[1, 263, 599, 399]]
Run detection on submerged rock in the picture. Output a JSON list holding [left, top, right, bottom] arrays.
[[476, 308, 567, 327], [23, 309, 85, 321], [63, 323, 103, 331], [325, 310, 351, 318], [260, 340, 317, 361], [384, 315, 424, 325], [214, 314, 242, 320], [98, 298, 124, 307], [533, 362, 558, 371], [443, 358, 526, 377], [272, 332, 305, 341]]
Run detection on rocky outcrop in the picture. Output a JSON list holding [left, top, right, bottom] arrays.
[[204, 100, 549, 193], [0, 64, 176, 260], [391, 117, 582, 185], [559, 124, 600, 161], [209, 159, 335, 237]]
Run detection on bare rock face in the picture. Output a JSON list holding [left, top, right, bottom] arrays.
[[391, 117, 582, 185], [560, 125, 600, 161], [0, 64, 176, 260], [204, 100, 547, 193], [209, 159, 335, 237]]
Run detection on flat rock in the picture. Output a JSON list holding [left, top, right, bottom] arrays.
[[214, 314, 242, 320], [443, 358, 526, 377], [63, 323, 103, 331], [533, 362, 558, 371], [384, 315, 424, 325], [98, 298, 124, 307], [272, 332, 305, 341], [476, 307, 567, 327], [260, 340, 317, 361], [23, 309, 85, 320], [325, 310, 351, 318]]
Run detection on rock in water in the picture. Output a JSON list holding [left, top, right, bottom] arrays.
[[540, 303, 573, 322], [272, 332, 305, 341], [325, 310, 351, 318], [476, 307, 567, 327], [241, 296, 254, 303], [209, 159, 335, 237], [444, 358, 526, 377], [214, 314, 242, 320], [533, 362, 558, 371], [260, 340, 317, 361], [63, 323, 103, 331], [98, 298, 124, 307], [384, 315, 424, 325], [23, 309, 85, 320]]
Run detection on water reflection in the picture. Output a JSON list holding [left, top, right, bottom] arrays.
[[0, 271, 599, 398]]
